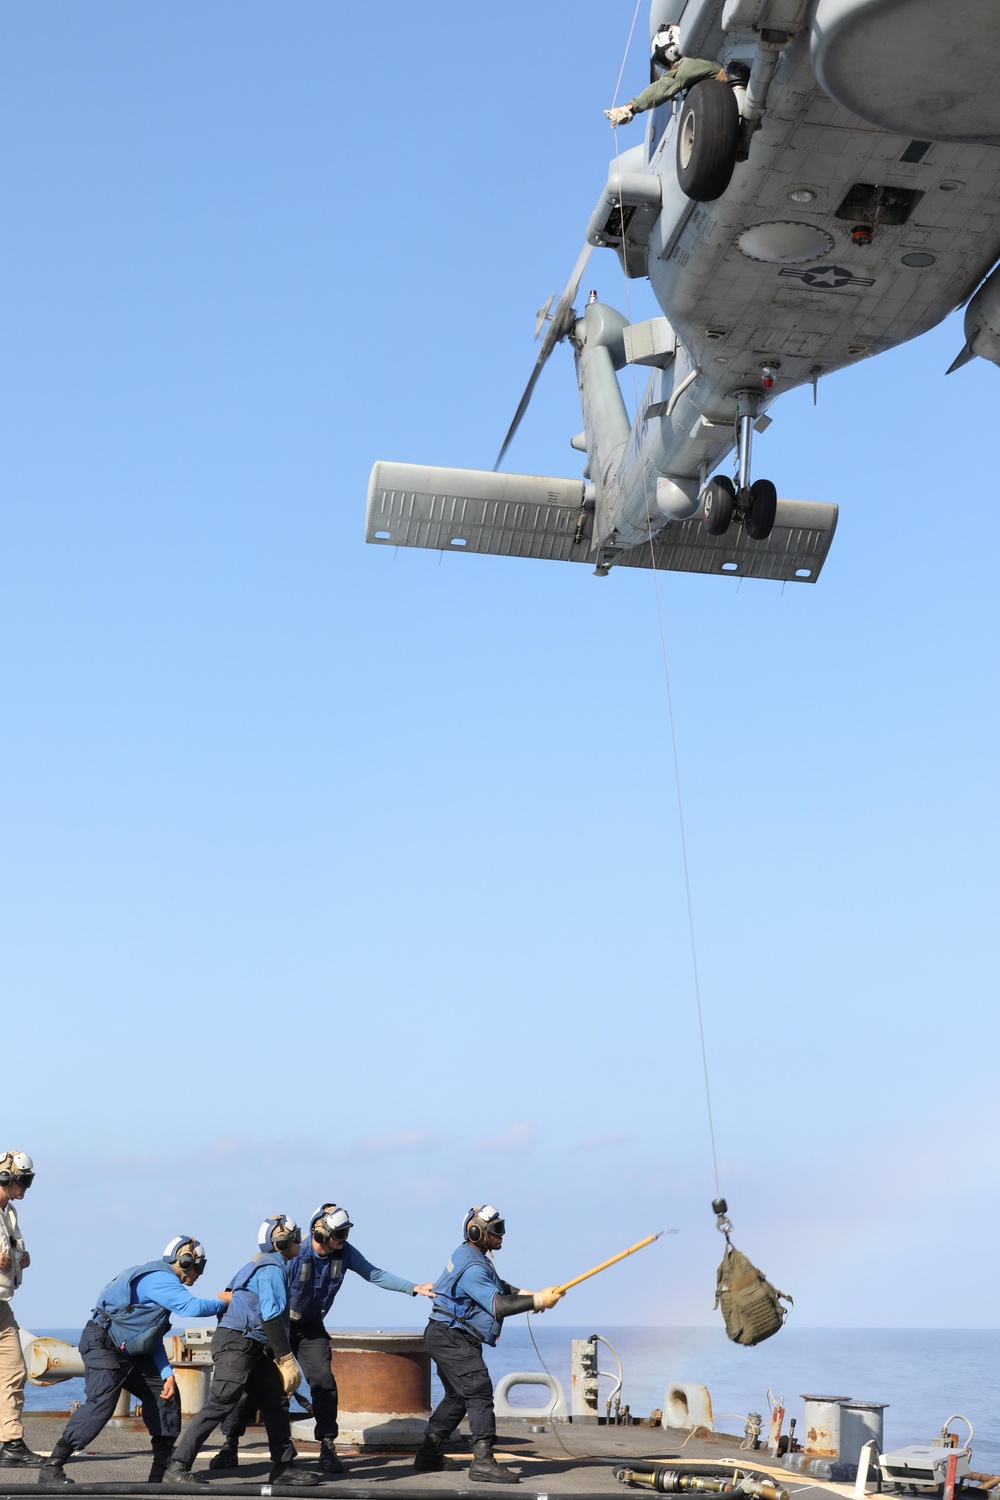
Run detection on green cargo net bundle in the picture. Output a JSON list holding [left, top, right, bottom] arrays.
[[712, 1200, 793, 1348]]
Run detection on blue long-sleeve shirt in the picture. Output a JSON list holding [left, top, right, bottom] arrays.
[[250, 1261, 292, 1321], [132, 1270, 226, 1378], [290, 1242, 416, 1323]]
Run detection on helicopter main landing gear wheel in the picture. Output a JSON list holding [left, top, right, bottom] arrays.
[[676, 80, 740, 203], [745, 478, 777, 540], [701, 475, 735, 534], [700, 473, 777, 541], [703, 389, 780, 544]]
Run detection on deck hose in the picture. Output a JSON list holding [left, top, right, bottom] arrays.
[[615, 1466, 788, 1500]]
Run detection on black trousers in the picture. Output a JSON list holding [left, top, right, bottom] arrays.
[[61, 1322, 181, 1451], [423, 1320, 495, 1444], [220, 1320, 339, 1444], [171, 1328, 294, 1470]]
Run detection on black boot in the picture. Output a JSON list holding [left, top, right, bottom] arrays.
[[267, 1463, 319, 1486], [319, 1439, 345, 1476], [468, 1438, 520, 1485], [37, 1439, 74, 1486], [209, 1437, 239, 1470], [162, 1458, 207, 1486], [148, 1438, 175, 1483], [1, 1438, 42, 1469], [413, 1436, 464, 1472]]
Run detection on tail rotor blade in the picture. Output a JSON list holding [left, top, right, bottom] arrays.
[[494, 242, 594, 471]]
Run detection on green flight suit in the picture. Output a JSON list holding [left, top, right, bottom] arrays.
[[629, 57, 726, 115]]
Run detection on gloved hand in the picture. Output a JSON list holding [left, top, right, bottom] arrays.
[[276, 1354, 302, 1397], [604, 104, 634, 127], [532, 1286, 565, 1312]]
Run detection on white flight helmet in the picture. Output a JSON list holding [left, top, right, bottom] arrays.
[[0, 1152, 35, 1188], [258, 1214, 303, 1253], [652, 24, 681, 66], [463, 1204, 505, 1246], [163, 1236, 207, 1273], [311, 1204, 353, 1244]]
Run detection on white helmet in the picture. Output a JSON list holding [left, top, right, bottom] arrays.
[[652, 24, 681, 66], [311, 1204, 353, 1244], [258, 1214, 302, 1253], [0, 1152, 34, 1188], [463, 1204, 505, 1245], [163, 1236, 207, 1272]]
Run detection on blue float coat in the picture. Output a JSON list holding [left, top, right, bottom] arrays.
[[104, 1269, 226, 1377], [429, 1244, 509, 1346], [289, 1242, 416, 1322], [220, 1255, 291, 1344]]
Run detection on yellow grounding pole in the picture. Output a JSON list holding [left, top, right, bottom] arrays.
[[554, 1231, 665, 1295]]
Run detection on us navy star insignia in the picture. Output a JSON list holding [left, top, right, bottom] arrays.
[[779, 265, 876, 289]]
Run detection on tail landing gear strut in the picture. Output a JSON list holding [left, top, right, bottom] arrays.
[[700, 388, 777, 541]]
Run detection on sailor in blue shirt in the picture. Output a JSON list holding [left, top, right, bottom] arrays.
[[38, 1237, 230, 1486], [213, 1204, 434, 1476], [164, 1215, 318, 1488], [417, 1205, 563, 1484]]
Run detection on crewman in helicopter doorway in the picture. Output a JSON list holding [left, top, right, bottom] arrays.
[[414, 1205, 563, 1485], [605, 24, 730, 125]]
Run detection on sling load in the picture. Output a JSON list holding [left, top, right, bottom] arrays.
[[712, 1198, 792, 1348]]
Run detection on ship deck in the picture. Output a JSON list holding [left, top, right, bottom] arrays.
[[6, 1414, 861, 1500]]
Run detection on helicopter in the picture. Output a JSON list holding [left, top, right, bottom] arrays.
[[367, 0, 1000, 585]]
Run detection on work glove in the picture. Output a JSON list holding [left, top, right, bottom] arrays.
[[532, 1286, 565, 1312], [604, 104, 634, 127], [276, 1354, 302, 1397]]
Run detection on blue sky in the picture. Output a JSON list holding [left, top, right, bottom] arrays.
[[3, 2, 998, 1333]]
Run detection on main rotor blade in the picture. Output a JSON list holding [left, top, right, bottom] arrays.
[[494, 242, 594, 471]]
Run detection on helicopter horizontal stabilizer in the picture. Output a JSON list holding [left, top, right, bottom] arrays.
[[367, 463, 838, 583]]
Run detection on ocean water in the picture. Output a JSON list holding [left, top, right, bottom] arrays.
[[24, 1327, 1000, 1472]]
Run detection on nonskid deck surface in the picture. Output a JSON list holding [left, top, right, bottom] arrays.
[[7, 1417, 850, 1500]]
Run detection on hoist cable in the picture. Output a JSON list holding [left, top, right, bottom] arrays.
[[610, 11, 722, 1200]]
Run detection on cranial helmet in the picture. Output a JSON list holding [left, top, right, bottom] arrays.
[[311, 1204, 353, 1244], [0, 1152, 35, 1188], [652, 24, 681, 66], [163, 1236, 207, 1273], [463, 1205, 505, 1245], [258, 1214, 303, 1253]]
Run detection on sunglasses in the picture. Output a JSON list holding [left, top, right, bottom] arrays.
[[11, 1173, 34, 1189]]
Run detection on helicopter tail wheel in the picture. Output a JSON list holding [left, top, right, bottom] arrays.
[[676, 80, 739, 202], [700, 474, 735, 535], [745, 478, 777, 540]]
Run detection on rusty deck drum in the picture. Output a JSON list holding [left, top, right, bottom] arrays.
[[291, 1329, 431, 1450], [329, 1330, 430, 1414]]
